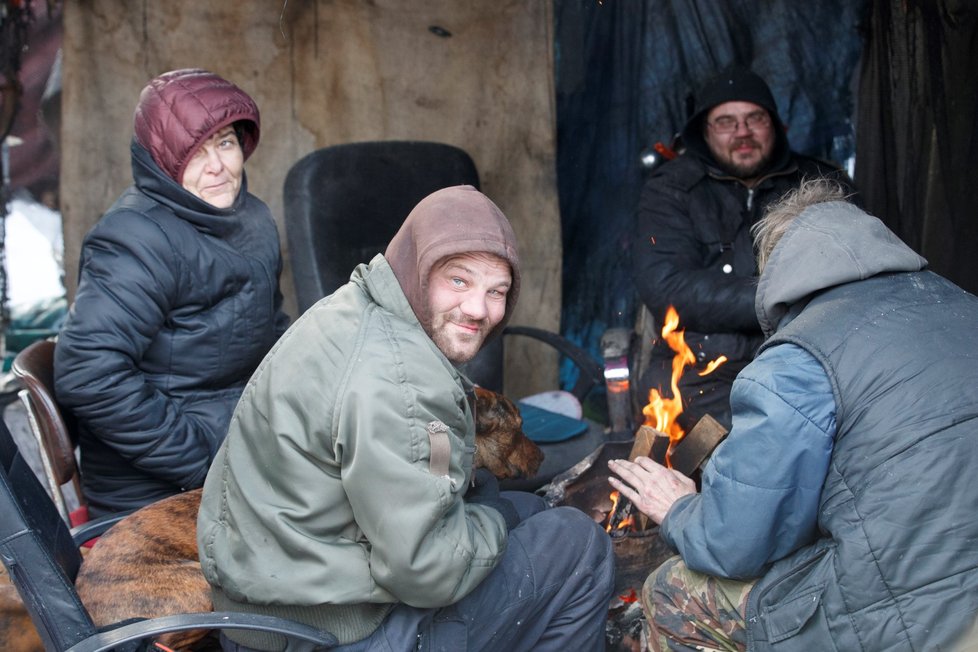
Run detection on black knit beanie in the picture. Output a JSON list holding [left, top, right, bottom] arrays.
[[680, 65, 788, 164], [692, 66, 779, 119]]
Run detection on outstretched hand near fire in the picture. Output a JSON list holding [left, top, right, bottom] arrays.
[[607, 457, 697, 524]]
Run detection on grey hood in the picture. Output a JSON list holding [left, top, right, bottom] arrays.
[[384, 185, 521, 340], [756, 201, 928, 338]]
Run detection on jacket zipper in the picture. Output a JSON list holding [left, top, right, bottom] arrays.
[[707, 160, 800, 214]]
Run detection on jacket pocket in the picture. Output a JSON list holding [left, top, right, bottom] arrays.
[[762, 585, 825, 643], [751, 545, 834, 646]]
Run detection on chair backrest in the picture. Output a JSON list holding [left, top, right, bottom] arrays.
[[0, 416, 98, 651], [283, 140, 504, 389], [283, 140, 481, 313], [280, 141, 603, 402], [11, 339, 85, 522]]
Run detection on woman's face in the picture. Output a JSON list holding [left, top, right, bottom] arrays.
[[181, 126, 244, 208]]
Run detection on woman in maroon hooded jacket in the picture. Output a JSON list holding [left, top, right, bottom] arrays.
[[54, 69, 290, 516]]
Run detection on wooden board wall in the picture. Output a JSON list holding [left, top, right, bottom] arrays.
[[61, 0, 561, 397]]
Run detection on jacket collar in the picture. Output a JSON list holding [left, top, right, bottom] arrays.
[[130, 139, 249, 239], [756, 201, 928, 338]]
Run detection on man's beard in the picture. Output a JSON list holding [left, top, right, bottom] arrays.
[[716, 138, 774, 179], [427, 313, 490, 363]]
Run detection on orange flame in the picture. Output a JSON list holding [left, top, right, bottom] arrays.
[[699, 355, 728, 376], [605, 491, 634, 532], [642, 306, 727, 463]]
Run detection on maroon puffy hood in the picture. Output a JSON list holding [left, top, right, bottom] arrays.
[[384, 185, 521, 339], [132, 68, 260, 184]]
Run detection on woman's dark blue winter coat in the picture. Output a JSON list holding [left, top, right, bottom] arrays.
[[54, 142, 290, 515]]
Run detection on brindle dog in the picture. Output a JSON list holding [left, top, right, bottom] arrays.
[[470, 386, 544, 480], [1, 388, 543, 651]]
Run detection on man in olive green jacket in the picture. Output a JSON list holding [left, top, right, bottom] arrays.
[[198, 185, 614, 651]]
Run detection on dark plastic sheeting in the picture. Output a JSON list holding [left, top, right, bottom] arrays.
[[554, 0, 866, 390]]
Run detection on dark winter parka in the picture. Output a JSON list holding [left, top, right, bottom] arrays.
[[54, 69, 290, 515], [633, 67, 855, 359], [631, 67, 851, 428]]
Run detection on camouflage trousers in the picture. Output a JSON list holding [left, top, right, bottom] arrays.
[[641, 555, 755, 652]]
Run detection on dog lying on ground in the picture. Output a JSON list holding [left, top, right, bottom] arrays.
[[3, 388, 542, 651]]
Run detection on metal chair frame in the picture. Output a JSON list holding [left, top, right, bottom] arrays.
[[11, 338, 84, 522], [0, 416, 338, 652]]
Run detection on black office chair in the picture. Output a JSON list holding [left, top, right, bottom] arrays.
[[282, 140, 603, 401], [284, 140, 479, 314], [0, 417, 338, 652], [283, 141, 605, 489]]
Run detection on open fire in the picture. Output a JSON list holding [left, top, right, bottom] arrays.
[[605, 305, 728, 534], [642, 305, 727, 463], [551, 308, 732, 650]]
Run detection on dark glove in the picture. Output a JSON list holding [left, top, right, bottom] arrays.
[[466, 468, 520, 531], [468, 468, 500, 500]]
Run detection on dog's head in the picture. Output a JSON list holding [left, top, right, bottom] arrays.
[[472, 387, 544, 480]]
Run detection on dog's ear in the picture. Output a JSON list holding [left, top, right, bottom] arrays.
[[472, 386, 494, 414], [472, 387, 542, 479], [473, 386, 522, 431]]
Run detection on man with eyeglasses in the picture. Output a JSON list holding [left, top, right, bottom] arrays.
[[630, 65, 853, 432]]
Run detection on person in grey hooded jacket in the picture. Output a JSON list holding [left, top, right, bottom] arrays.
[[198, 185, 615, 652], [54, 69, 290, 516], [610, 178, 978, 651]]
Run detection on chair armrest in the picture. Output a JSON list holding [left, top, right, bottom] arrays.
[[503, 326, 604, 400], [65, 611, 339, 652], [69, 510, 136, 547]]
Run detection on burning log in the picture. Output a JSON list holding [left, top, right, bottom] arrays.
[[554, 306, 732, 650], [606, 305, 731, 534], [627, 416, 728, 476], [606, 491, 635, 538], [630, 425, 671, 464], [605, 425, 668, 533], [606, 415, 729, 533], [668, 414, 728, 475]]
